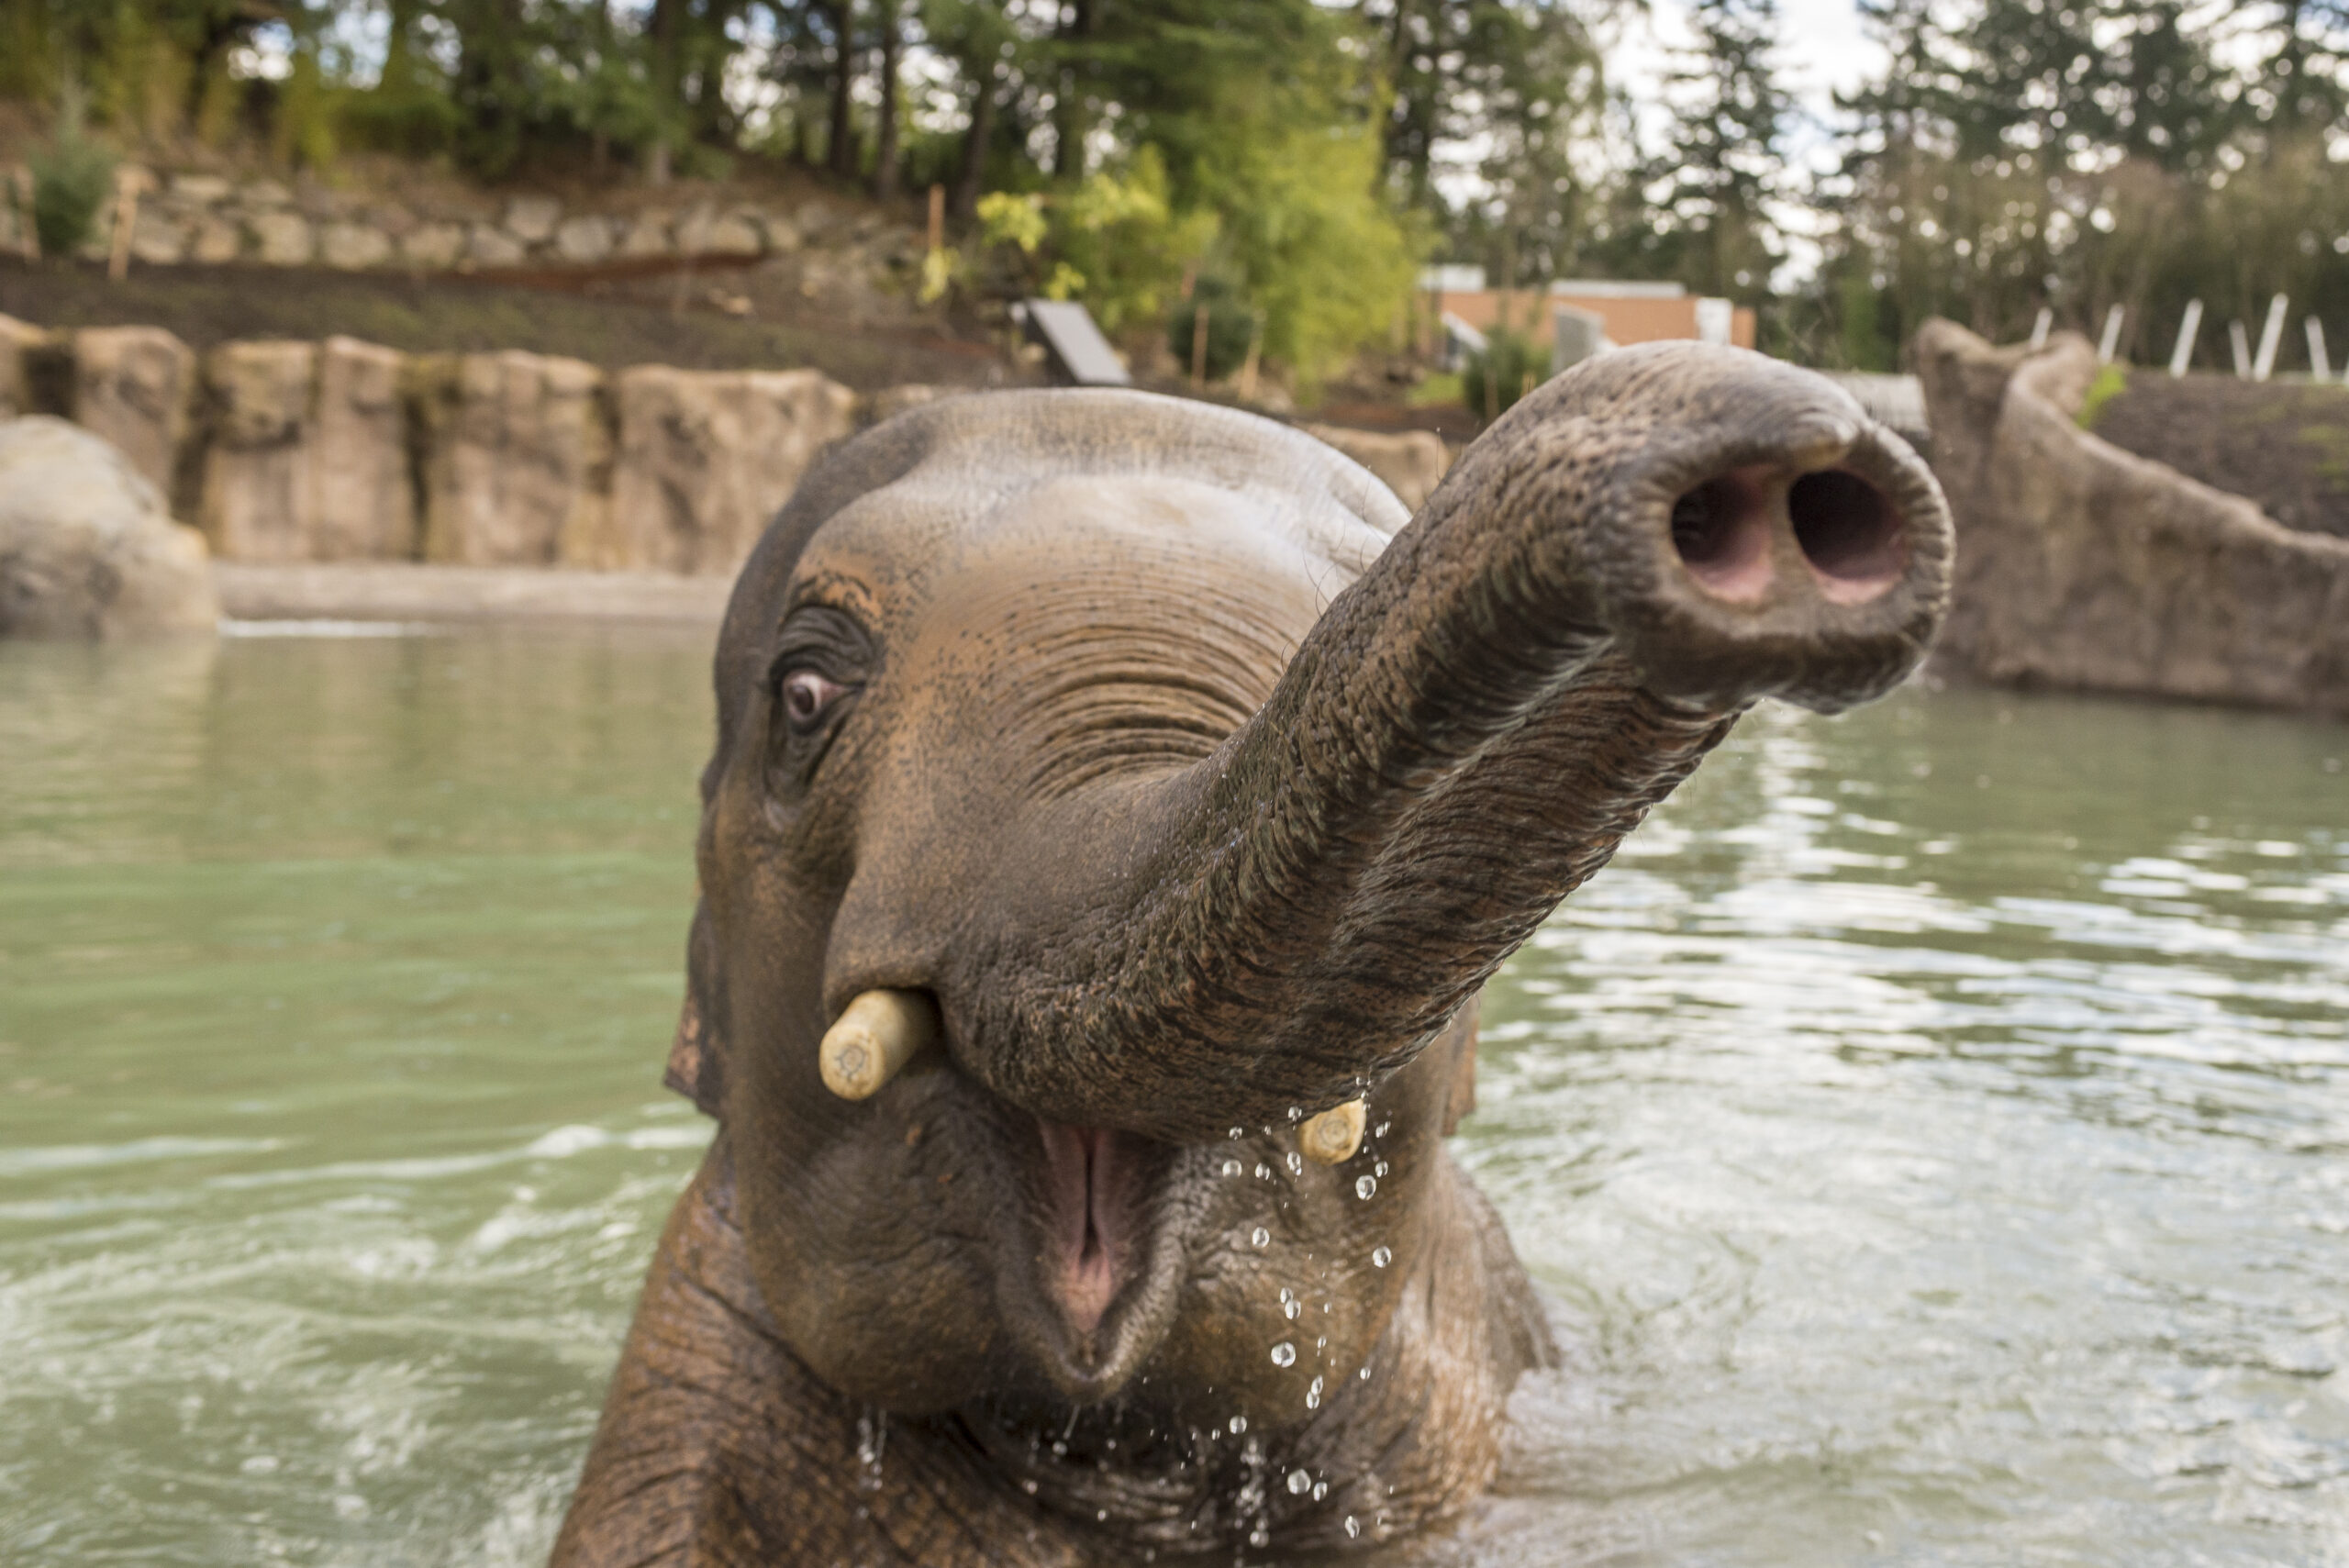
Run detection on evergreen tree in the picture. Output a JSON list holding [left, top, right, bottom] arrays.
[[1645, 0, 1792, 301]]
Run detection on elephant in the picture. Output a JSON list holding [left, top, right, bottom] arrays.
[[551, 343, 1953, 1565]]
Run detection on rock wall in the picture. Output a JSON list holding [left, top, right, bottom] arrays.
[[0, 315, 857, 577], [201, 337, 417, 562], [0, 168, 888, 279], [1916, 318, 2349, 717]]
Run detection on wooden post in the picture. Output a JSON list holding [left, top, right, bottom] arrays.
[[2097, 303, 2124, 363], [2029, 306, 2052, 348], [2307, 317, 2331, 381], [2229, 319, 2252, 378], [9, 167, 37, 262], [107, 166, 149, 282]]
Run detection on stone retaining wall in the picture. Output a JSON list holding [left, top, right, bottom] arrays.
[[0, 169, 884, 275], [0, 314, 856, 577]]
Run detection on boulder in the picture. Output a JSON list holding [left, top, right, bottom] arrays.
[[198, 337, 417, 563], [189, 217, 241, 264], [0, 416, 217, 638], [250, 209, 313, 265], [72, 326, 195, 502], [467, 223, 527, 268], [128, 210, 189, 266], [602, 367, 855, 573], [1916, 319, 2349, 716], [1300, 423, 1453, 513], [554, 215, 615, 264], [618, 214, 673, 259], [414, 350, 609, 567], [319, 221, 393, 270], [402, 222, 465, 270], [505, 195, 562, 245]]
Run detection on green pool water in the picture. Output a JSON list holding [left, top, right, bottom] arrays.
[[0, 628, 2342, 1565]]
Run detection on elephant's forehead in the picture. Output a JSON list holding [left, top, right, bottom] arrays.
[[795, 470, 1373, 646]]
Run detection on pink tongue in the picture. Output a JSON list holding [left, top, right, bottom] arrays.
[[1037, 1123, 1120, 1337]]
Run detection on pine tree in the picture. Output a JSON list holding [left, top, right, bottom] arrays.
[[1650, 0, 1792, 300]]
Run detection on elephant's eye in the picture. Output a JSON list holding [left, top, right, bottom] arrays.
[[779, 668, 850, 731]]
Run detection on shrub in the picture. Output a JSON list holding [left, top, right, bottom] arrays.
[[1165, 277, 1258, 383], [28, 128, 115, 260], [1459, 328, 1545, 423]]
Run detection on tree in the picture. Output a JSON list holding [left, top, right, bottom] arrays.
[[1645, 0, 1792, 300]]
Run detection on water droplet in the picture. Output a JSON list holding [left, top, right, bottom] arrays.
[[1374, 1160, 1388, 1177], [1051, 1440, 1067, 1456], [1249, 1527, 1270, 1548], [1286, 1106, 1301, 1122], [1229, 1127, 1243, 1139], [1285, 1151, 1303, 1175], [1286, 1469, 1312, 1495], [1374, 1121, 1390, 1138], [1359, 1363, 1372, 1380], [1313, 1481, 1329, 1501], [1251, 1226, 1270, 1248], [1229, 1415, 1248, 1434], [1255, 1162, 1273, 1180], [1345, 1516, 1361, 1539], [1097, 1508, 1108, 1521], [1371, 1245, 1392, 1268], [1279, 1286, 1295, 1305], [1220, 1158, 1240, 1177], [1022, 1477, 1039, 1495], [1306, 1388, 1319, 1409], [1286, 1298, 1301, 1319], [1310, 1374, 1324, 1397], [1271, 1341, 1297, 1367], [1355, 1174, 1377, 1199]]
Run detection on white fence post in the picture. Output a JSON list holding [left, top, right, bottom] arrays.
[[2167, 299, 2202, 377], [2098, 303, 2125, 363], [2252, 294, 2288, 382], [2308, 317, 2332, 381]]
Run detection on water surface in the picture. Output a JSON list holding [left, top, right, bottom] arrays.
[[0, 629, 2342, 1564]]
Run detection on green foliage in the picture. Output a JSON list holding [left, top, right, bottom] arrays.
[[2076, 363, 2128, 428], [1166, 278, 1257, 382], [1459, 327, 1543, 423], [28, 101, 115, 258]]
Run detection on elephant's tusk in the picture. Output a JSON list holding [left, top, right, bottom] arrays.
[[1298, 1098, 1366, 1164], [819, 989, 939, 1100]]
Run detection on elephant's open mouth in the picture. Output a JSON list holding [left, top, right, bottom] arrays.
[[1036, 1122, 1148, 1337], [1011, 1115, 1185, 1399]]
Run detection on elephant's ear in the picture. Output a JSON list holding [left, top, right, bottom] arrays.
[[663, 898, 729, 1118]]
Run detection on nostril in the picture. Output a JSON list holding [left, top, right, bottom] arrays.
[[1669, 473, 1772, 602], [1788, 470, 1904, 603]]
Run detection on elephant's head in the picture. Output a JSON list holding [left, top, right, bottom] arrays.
[[671, 347, 1949, 1524]]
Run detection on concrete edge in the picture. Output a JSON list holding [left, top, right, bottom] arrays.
[[214, 562, 732, 625]]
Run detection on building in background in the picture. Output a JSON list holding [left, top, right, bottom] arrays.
[[1419, 269, 1756, 373]]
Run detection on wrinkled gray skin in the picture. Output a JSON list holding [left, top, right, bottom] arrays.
[[553, 345, 1954, 1565]]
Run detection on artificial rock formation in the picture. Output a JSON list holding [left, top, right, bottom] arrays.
[[0, 416, 217, 638], [1917, 319, 2349, 716], [602, 366, 857, 573], [71, 326, 196, 504], [1301, 423, 1453, 513], [200, 337, 416, 562], [414, 350, 610, 567]]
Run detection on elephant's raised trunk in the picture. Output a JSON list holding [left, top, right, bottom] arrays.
[[943, 345, 1952, 1142]]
